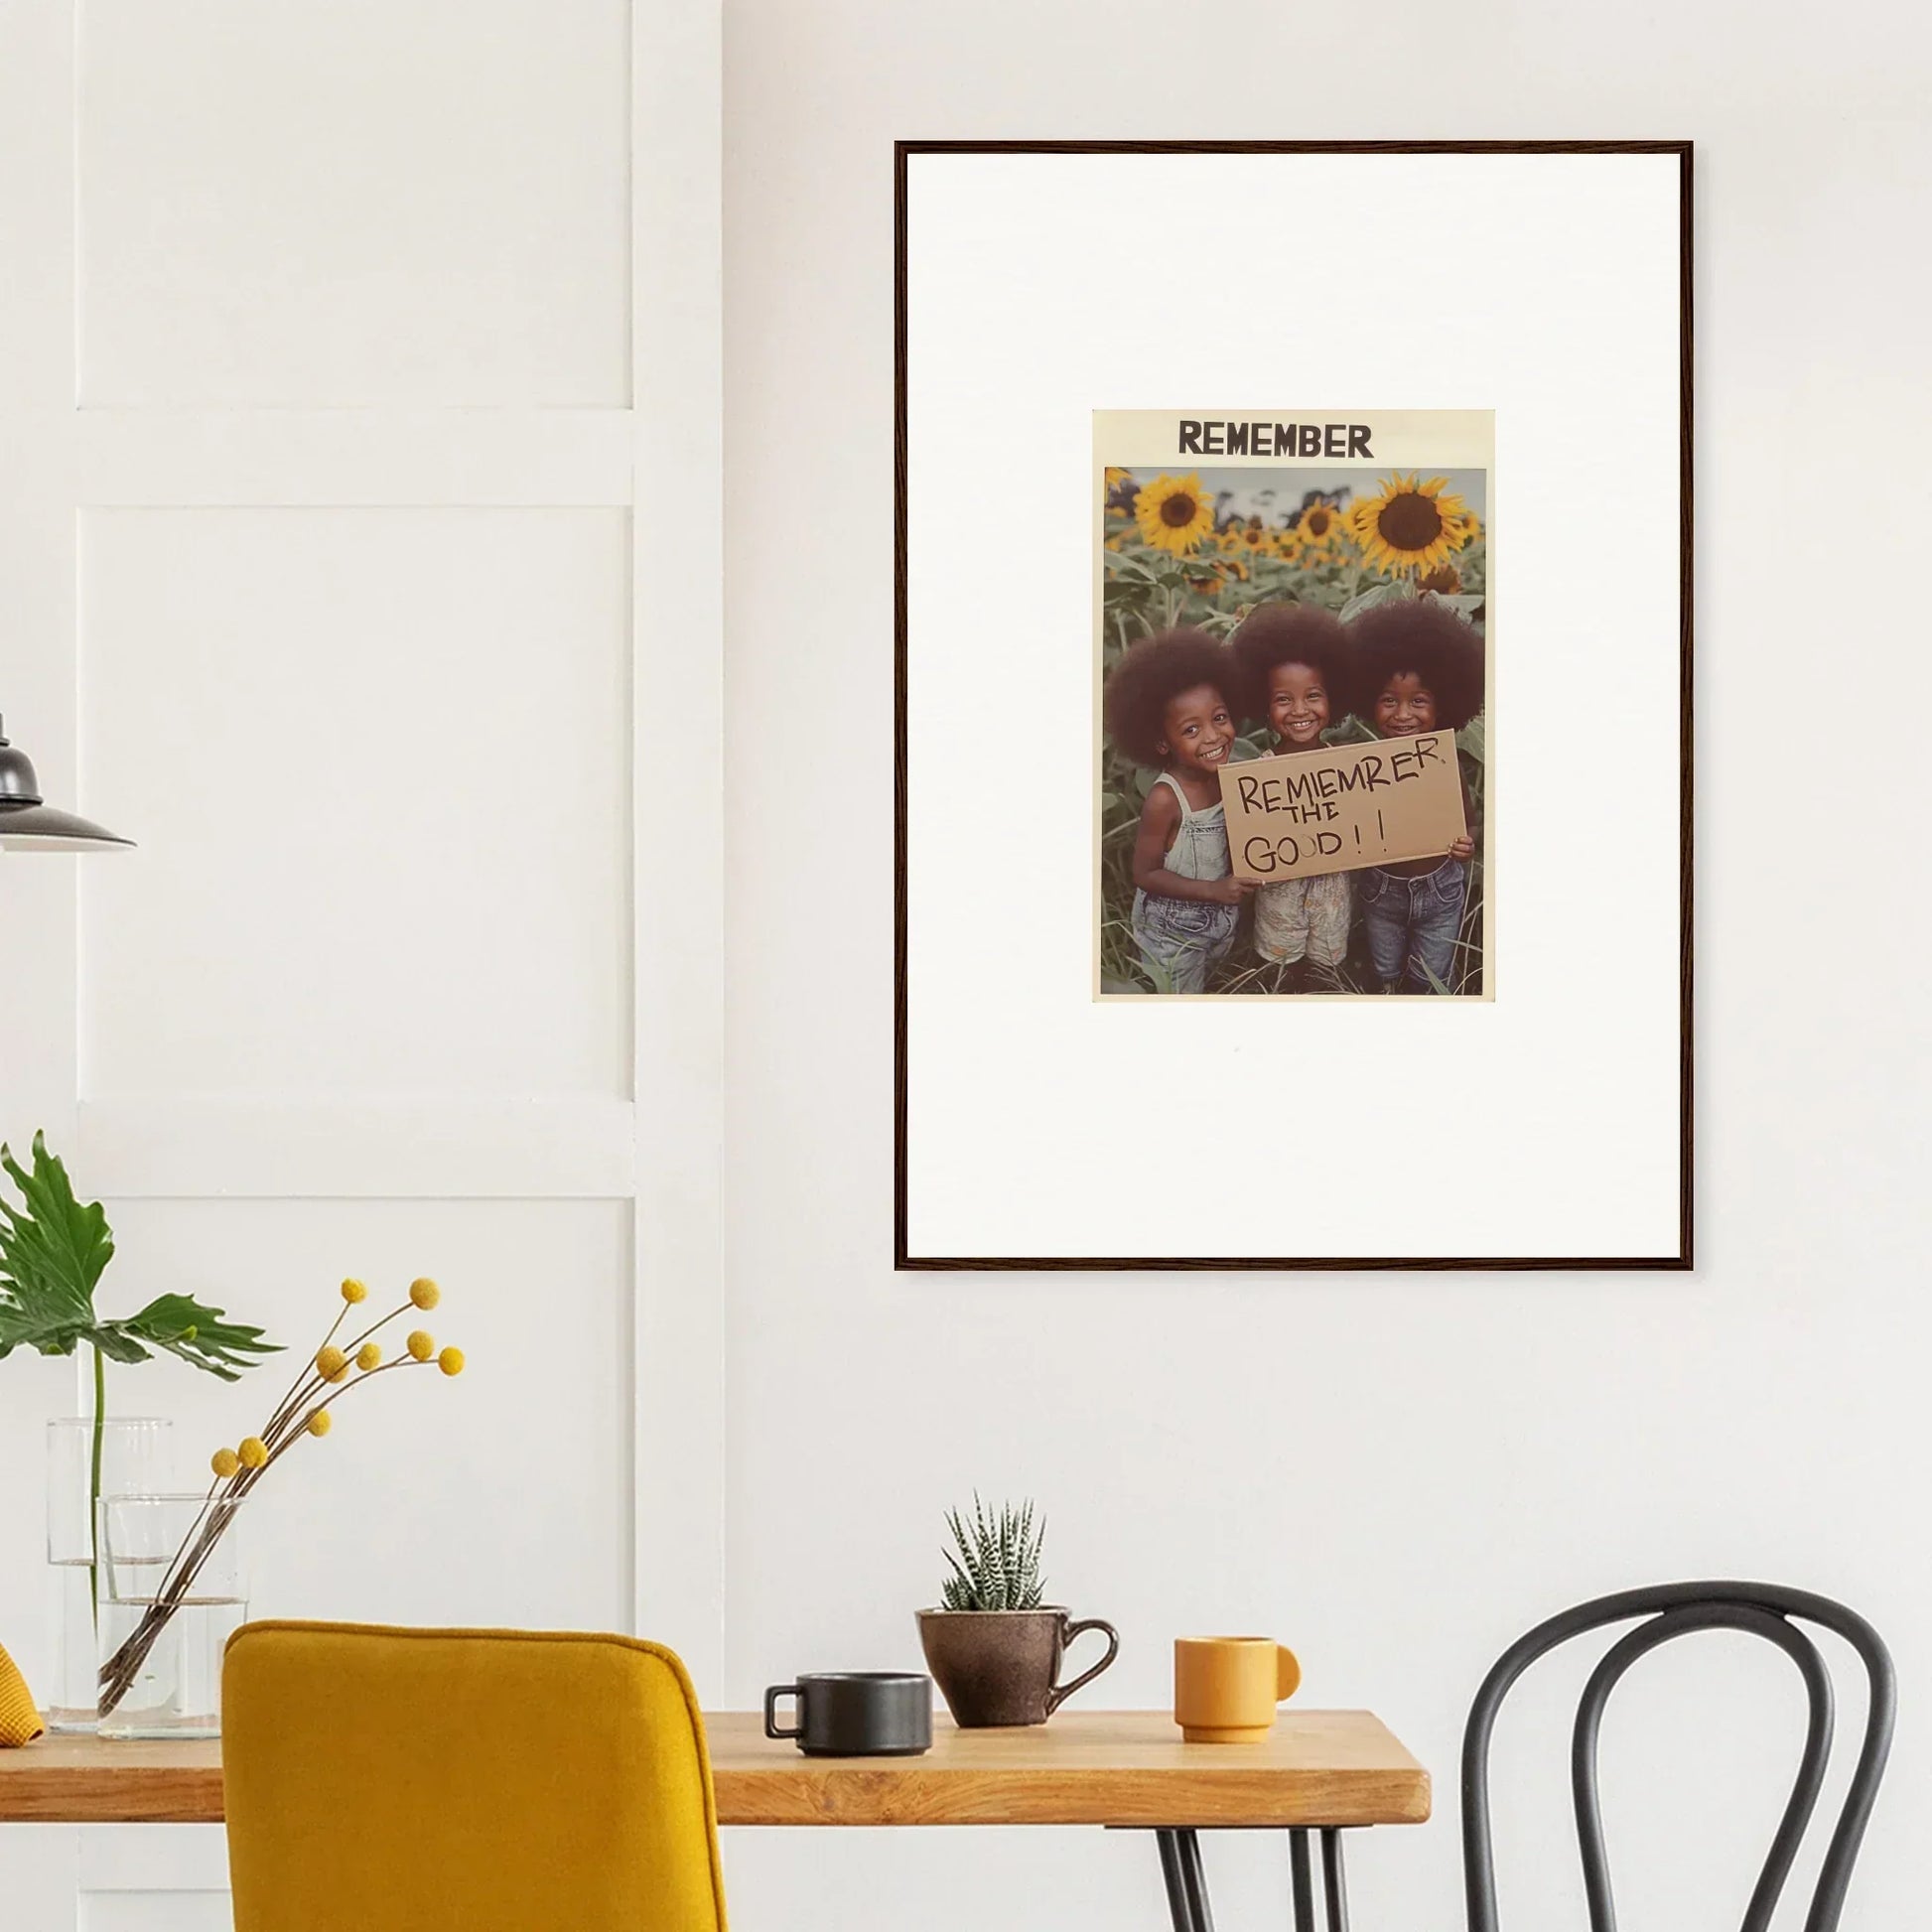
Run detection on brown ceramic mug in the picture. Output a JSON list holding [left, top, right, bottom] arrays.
[[916, 1606, 1120, 1727]]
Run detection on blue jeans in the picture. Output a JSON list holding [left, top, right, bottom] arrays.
[[1132, 890, 1238, 994], [1360, 858, 1467, 993]]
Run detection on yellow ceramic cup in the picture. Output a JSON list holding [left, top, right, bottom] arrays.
[[1173, 1635, 1303, 1742]]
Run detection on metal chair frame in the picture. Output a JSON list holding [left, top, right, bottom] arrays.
[[1461, 1581, 1895, 1932]]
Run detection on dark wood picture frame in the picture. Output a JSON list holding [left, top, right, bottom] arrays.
[[895, 140, 1694, 1272]]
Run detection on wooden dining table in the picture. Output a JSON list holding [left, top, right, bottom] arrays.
[[0, 1709, 1430, 1932]]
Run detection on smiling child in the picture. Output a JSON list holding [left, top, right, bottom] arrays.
[[1103, 627, 1253, 994], [1346, 599, 1485, 994], [1230, 603, 1354, 989]]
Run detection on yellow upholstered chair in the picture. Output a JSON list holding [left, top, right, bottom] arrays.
[[223, 1621, 728, 1932]]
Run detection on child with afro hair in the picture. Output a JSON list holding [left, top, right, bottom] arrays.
[[1230, 602, 1355, 989], [1345, 598, 1485, 994], [1103, 626, 1254, 993]]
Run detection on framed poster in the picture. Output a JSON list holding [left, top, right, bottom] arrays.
[[897, 142, 1691, 1270]]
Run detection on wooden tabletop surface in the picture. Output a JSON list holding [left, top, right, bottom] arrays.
[[0, 1710, 1430, 1829]]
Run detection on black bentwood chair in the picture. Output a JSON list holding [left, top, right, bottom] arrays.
[[1461, 1582, 1895, 1932]]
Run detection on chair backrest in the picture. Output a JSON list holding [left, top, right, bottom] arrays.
[[1461, 1582, 1893, 1932], [224, 1620, 729, 1932]]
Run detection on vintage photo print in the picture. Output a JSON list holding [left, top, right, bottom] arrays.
[[1096, 409, 1494, 1000]]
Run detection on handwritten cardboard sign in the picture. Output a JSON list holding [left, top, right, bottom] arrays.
[[1220, 734, 1466, 882]]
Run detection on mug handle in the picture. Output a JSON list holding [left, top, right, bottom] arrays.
[[1046, 1616, 1121, 1714], [1277, 1644, 1302, 1702], [763, 1683, 803, 1739]]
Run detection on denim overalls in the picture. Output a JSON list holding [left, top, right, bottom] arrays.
[[1132, 772, 1236, 995]]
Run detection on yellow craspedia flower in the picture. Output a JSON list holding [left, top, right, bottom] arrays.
[[340, 1278, 367, 1305], [1348, 472, 1476, 575], [407, 1329, 436, 1362], [409, 1278, 441, 1311], [308, 1411, 333, 1438], [356, 1342, 382, 1371], [210, 1448, 240, 1479], [1133, 473, 1215, 555], [238, 1437, 269, 1470], [316, 1344, 348, 1381], [438, 1347, 465, 1377]]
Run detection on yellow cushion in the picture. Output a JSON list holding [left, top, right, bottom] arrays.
[[0, 1641, 43, 1747], [223, 1621, 728, 1932]]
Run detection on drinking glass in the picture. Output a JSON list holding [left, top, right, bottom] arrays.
[[95, 1490, 247, 1739], [44, 1417, 171, 1732]]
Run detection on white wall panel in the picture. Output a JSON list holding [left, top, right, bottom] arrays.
[[6, 0, 727, 1921], [77, 507, 632, 1101], [79, 1896, 228, 1932], [77, 0, 631, 407], [7, 7, 726, 1924], [95, 1197, 634, 1632]]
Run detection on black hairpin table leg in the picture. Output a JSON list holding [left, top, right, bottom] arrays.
[[1289, 1828, 1351, 1932], [1319, 1830, 1350, 1932], [1290, 1829, 1316, 1932], [1155, 1829, 1215, 1932]]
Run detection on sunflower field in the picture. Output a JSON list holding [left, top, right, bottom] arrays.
[[1099, 467, 1490, 996]]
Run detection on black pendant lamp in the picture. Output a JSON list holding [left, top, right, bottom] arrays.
[[0, 715, 133, 851]]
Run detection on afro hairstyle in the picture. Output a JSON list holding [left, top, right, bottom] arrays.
[[1102, 627, 1237, 769], [1345, 597, 1486, 731], [1229, 602, 1351, 726]]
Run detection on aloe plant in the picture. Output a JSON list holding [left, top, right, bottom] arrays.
[[940, 1494, 1046, 1610]]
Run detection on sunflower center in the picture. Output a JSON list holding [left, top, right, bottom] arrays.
[[1161, 492, 1199, 529], [1378, 491, 1443, 551], [1305, 508, 1331, 537]]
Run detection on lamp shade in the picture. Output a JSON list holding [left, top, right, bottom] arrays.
[[0, 716, 133, 851]]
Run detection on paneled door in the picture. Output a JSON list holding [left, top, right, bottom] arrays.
[[0, 2, 723, 1924]]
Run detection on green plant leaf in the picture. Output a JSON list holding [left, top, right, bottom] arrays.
[[106, 1294, 282, 1382], [0, 1134, 281, 1379], [0, 1308, 94, 1359], [90, 1327, 156, 1366], [1338, 579, 1414, 623], [0, 1132, 112, 1357], [0, 1132, 112, 1314], [939, 1494, 1048, 1610]]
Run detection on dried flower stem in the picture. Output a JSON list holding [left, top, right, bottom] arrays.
[[96, 1304, 443, 1718]]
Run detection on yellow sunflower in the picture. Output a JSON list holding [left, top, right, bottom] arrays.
[[1284, 501, 1349, 561], [1134, 473, 1216, 555], [1348, 473, 1476, 575]]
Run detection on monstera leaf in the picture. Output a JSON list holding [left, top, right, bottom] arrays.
[[0, 1133, 278, 1378]]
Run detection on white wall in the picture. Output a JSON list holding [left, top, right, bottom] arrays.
[[720, 5, 1929, 1931]]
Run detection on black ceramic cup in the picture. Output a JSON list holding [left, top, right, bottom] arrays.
[[762, 1672, 933, 1755]]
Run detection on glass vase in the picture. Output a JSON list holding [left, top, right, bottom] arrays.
[[96, 1491, 247, 1740], [44, 1417, 172, 1732]]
